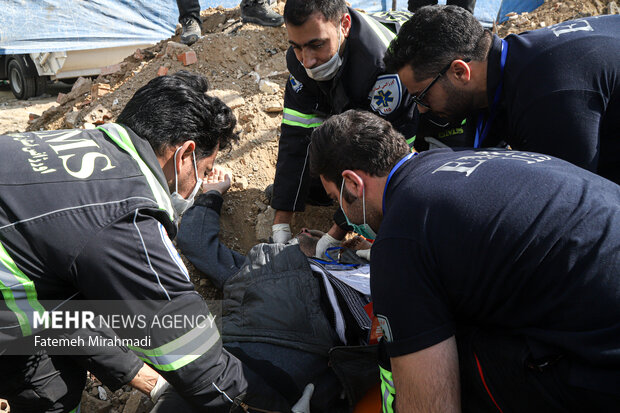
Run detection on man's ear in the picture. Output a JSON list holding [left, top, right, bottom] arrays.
[[341, 13, 352, 37], [174, 140, 196, 173], [342, 169, 364, 198], [450, 59, 472, 84]]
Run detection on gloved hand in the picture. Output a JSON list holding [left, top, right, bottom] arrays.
[[150, 375, 170, 403], [355, 248, 371, 261], [315, 233, 342, 259], [272, 223, 292, 244]]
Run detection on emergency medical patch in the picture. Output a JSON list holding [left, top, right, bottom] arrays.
[[289, 75, 303, 93], [369, 74, 402, 116], [376, 314, 393, 342]]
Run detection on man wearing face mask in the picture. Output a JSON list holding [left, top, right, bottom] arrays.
[[0, 71, 291, 413], [310, 109, 620, 412], [270, 0, 418, 254]]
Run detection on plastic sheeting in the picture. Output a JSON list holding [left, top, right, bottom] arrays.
[[0, 0, 543, 55]]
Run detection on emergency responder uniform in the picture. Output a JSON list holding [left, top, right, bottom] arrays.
[[0, 124, 287, 412], [271, 9, 418, 213]]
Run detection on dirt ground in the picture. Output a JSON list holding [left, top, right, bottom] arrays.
[[0, 0, 615, 411]]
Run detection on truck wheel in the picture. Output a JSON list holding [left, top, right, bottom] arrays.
[[8, 58, 41, 100]]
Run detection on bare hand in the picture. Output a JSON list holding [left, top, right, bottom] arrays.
[[203, 166, 232, 195], [129, 364, 161, 395]]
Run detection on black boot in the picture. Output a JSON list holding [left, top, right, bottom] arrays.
[[241, 0, 284, 27]]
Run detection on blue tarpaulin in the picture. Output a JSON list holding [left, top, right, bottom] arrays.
[[0, 0, 543, 55]]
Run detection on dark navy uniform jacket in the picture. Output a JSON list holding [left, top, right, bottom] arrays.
[[483, 15, 620, 184], [0, 125, 287, 412], [272, 8, 418, 212]]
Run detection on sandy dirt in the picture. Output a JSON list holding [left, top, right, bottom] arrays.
[[0, 1, 615, 411]]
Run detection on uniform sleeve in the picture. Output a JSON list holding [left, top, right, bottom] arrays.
[[271, 53, 326, 212], [177, 191, 246, 290], [370, 237, 455, 358], [73, 210, 290, 412], [367, 69, 419, 143]]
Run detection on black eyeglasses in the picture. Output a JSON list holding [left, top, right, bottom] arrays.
[[411, 59, 470, 110]]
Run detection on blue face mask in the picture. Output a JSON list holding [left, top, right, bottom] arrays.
[[340, 179, 377, 240]]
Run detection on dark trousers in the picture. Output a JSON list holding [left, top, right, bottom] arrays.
[[457, 330, 620, 412], [176, 0, 201, 22], [408, 0, 476, 14], [0, 353, 85, 413]]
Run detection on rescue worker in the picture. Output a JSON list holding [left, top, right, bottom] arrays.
[[270, 0, 419, 254], [385, 6, 620, 184], [0, 71, 289, 412], [150, 167, 377, 412], [177, 0, 283, 45], [309, 109, 620, 412]]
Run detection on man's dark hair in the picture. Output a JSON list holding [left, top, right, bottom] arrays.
[[384, 5, 492, 80], [309, 110, 410, 186], [117, 71, 238, 158], [284, 0, 348, 26]]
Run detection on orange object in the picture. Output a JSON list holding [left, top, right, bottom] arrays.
[[353, 383, 382, 413]]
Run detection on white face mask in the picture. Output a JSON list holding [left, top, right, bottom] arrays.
[[170, 146, 203, 217], [305, 23, 344, 81]]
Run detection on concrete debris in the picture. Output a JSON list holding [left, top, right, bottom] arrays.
[[610, 1, 619, 14], [57, 77, 92, 105], [133, 49, 144, 61], [65, 110, 80, 128], [83, 104, 112, 125], [259, 79, 280, 94], [208, 89, 245, 109]]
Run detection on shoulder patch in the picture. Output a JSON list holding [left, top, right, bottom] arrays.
[[376, 314, 393, 342], [289, 75, 303, 93], [369, 74, 402, 116]]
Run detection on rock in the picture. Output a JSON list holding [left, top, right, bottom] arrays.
[[255, 206, 276, 242], [208, 90, 245, 109], [98, 386, 108, 401], [233, 176, 248, 190], [133, 49, 144, 60], [609, 1, 619, 14], [264, 105, 283, 113], [164, 41, 190, 58], [199, 278, 209, 287], [157, 66, 169, 76], [80, 391, 112, 413], [121, 390, 143, 413], [56, 92, 67, 104], [65, 110, 80, 128], [83, 104, 112, 125], [259, 79, 280, 94]]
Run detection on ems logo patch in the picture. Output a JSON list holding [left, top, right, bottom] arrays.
[[369, 74, 402, 116], [289, 75, 303, 93], [376, 314, 393, 342]]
